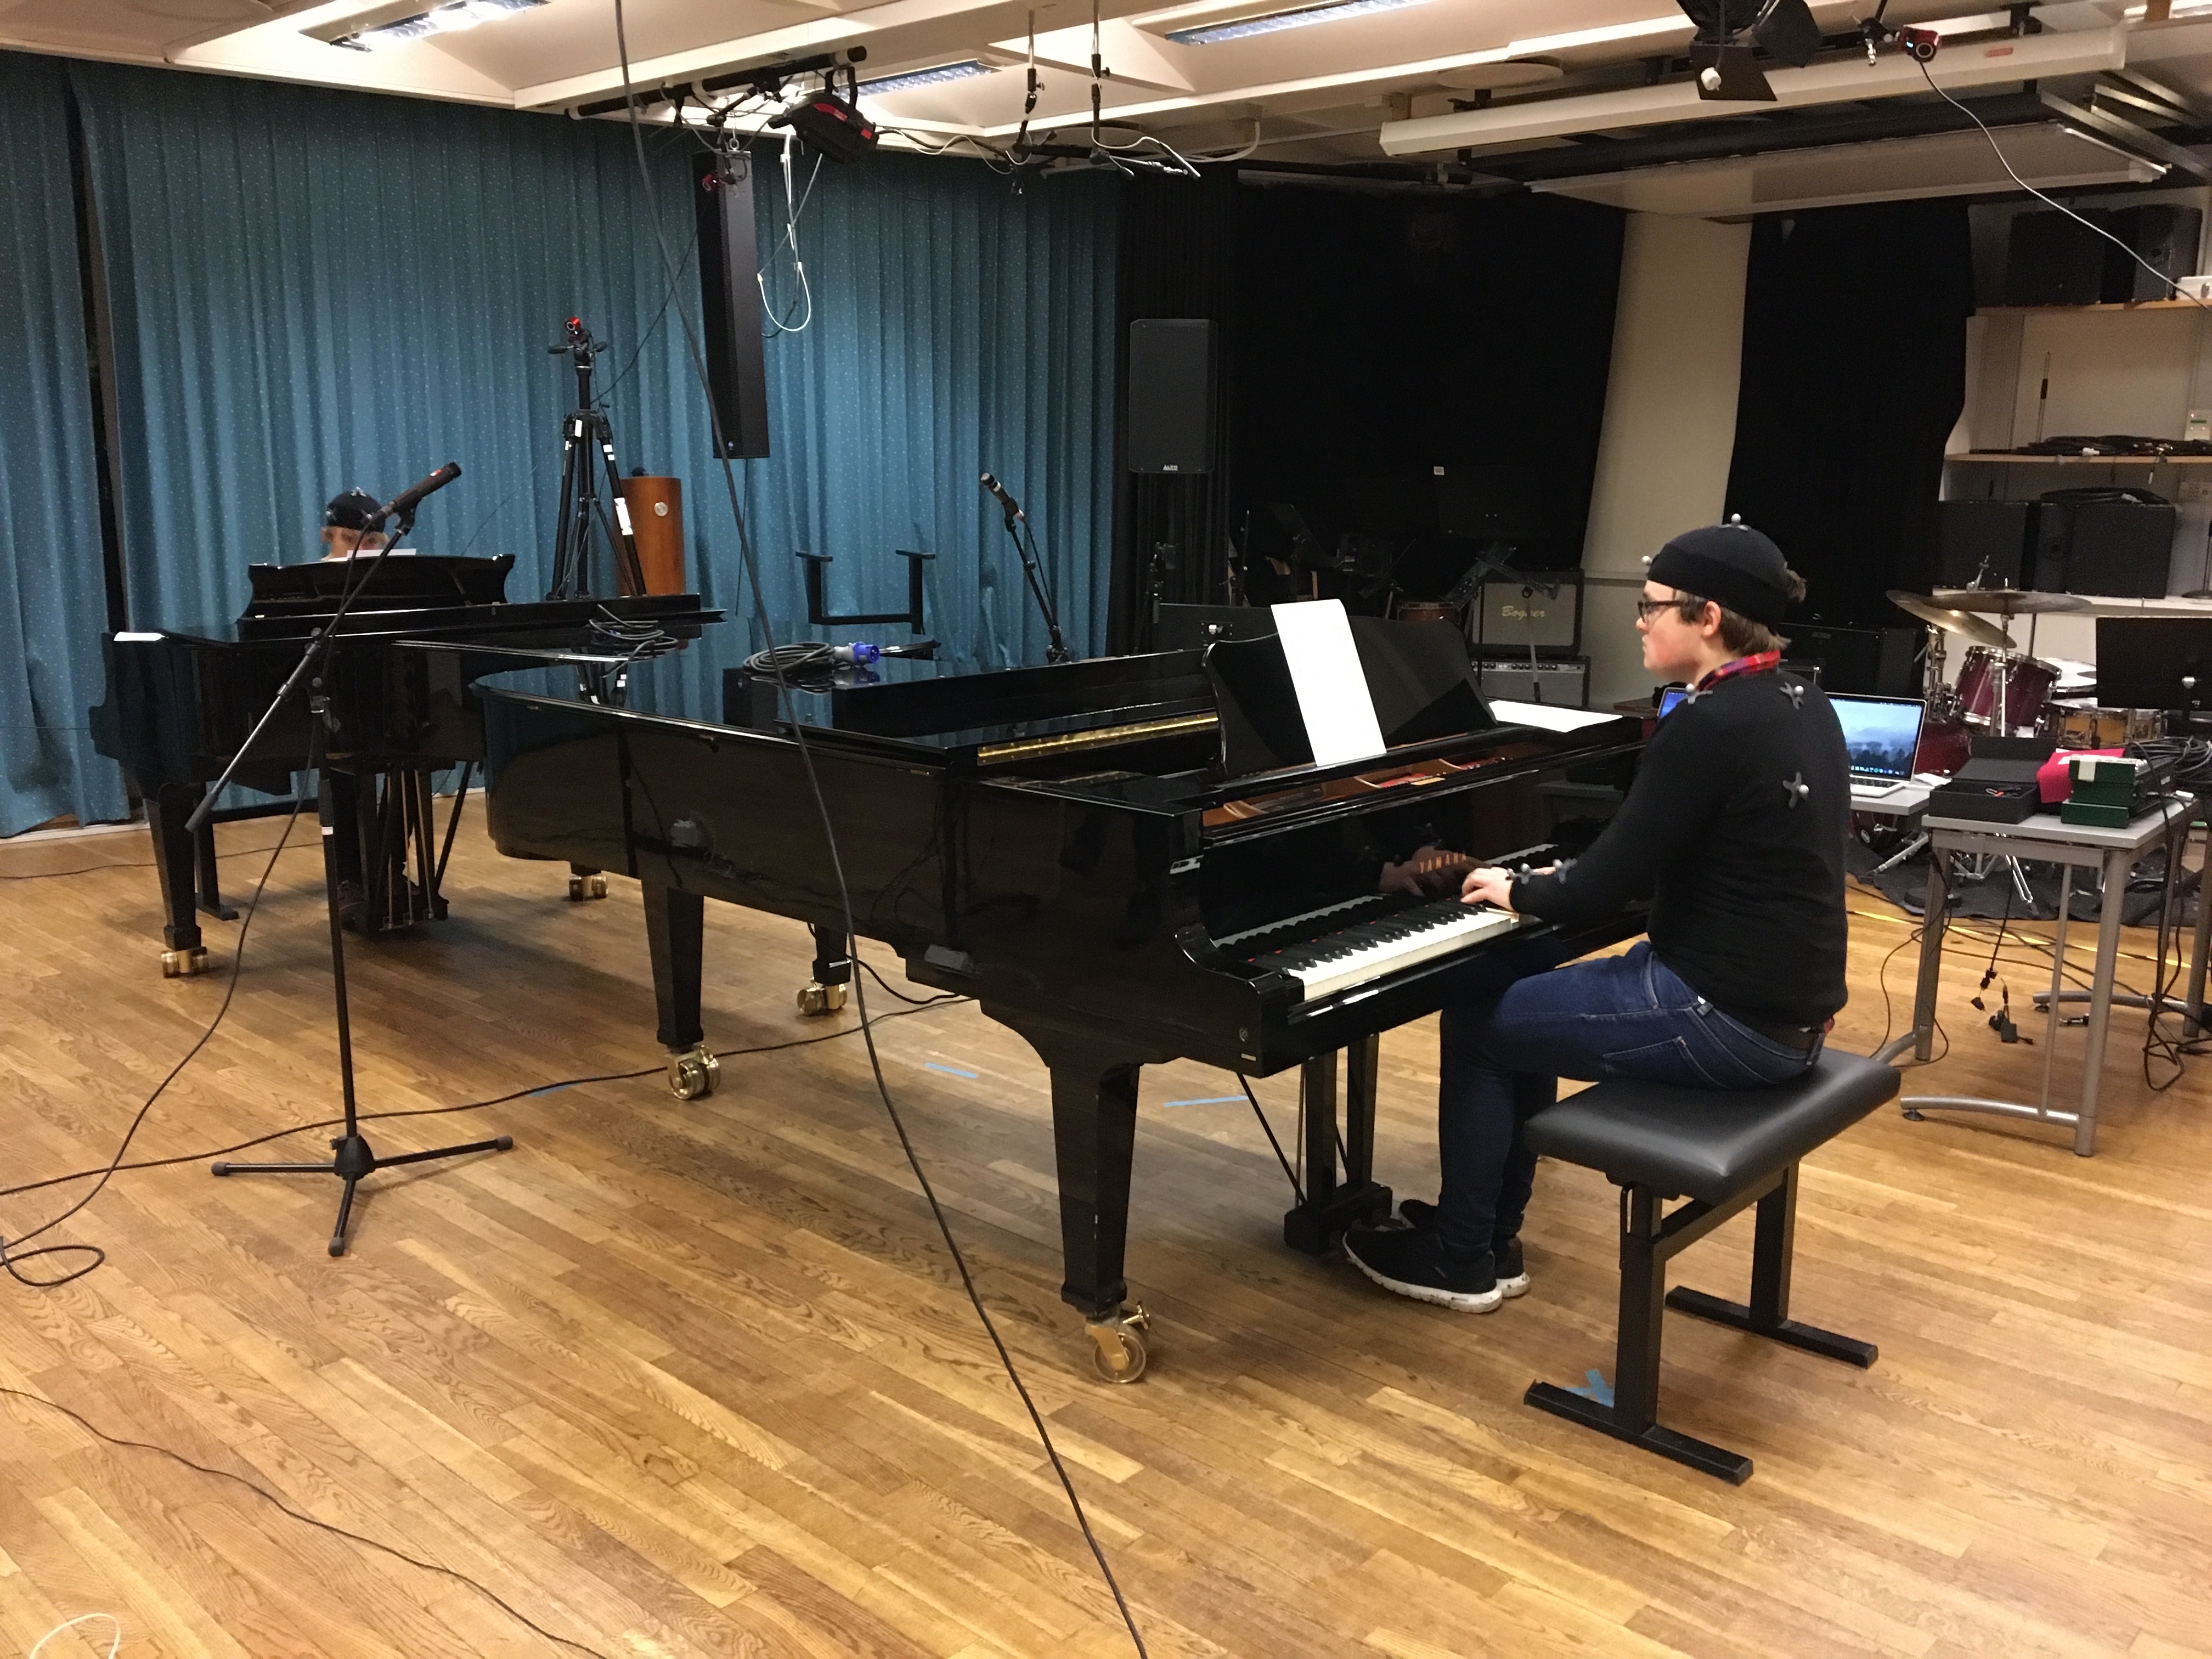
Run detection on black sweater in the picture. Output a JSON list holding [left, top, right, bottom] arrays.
[[1512, 667, 1850, 1028]]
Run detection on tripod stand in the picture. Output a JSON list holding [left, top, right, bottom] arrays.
[[545, 317, 645, 601], [199, 501, 512, 1255]]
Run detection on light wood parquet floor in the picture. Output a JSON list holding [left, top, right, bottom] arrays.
[[2, 810, 2209, 1659]]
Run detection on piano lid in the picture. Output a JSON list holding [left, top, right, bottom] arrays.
[[244, 553, 516, 611]]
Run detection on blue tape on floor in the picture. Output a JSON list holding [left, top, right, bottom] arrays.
[[1162, 1096, 1246, 1108], [923, 1062, 978, 1079], [1565, 1369, 1615, 1408]]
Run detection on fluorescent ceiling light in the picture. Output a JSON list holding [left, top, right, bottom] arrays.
[[1167, 0, 1428, 48], [330, 0, 541, 51], [857, 60, 994, 96]]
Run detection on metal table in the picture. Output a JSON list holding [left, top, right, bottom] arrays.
[[1903, 796, 2195, 1156]]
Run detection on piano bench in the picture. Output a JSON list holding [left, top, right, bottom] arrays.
[[1520, 1049, 1898, 1483]]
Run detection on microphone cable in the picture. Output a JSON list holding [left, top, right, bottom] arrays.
[[607, 7, 1149, 1652]]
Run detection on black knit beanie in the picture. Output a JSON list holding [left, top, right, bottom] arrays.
[[1647, 517, 1790, 627]]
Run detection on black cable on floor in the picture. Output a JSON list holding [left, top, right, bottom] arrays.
[[1, 812, 300, 1289], [0, 1385, 616, 1659], [855, 955, 966, 1008]]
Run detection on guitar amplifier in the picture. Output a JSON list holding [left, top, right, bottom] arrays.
[[1477, 656, 1587, 708], [1474, 572, 1582, 657]]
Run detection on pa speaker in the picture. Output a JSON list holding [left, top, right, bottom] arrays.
[[1126, 319, 1215, 475], [695, 152, 771, 459]]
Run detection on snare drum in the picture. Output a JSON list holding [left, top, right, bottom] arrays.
[[2039, 704, 2165, 749], [1956, 646, 2060, 730]]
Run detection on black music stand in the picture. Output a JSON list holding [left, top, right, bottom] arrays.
[[190, 501, 512, 1256]]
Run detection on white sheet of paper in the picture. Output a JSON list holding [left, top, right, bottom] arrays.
[[1489, 698, 1617, 733], [1271, 599, 1386, 766]]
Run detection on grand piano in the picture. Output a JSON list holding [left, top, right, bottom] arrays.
[[90, 552, 720, 974], [476, 615, 1642, 1380]]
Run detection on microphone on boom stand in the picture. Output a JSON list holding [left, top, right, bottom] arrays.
[[979, 469, 1070, 664], [377, 461, 461, 526]]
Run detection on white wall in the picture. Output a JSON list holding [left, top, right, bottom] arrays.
[[1579, 213, 1754, 707]]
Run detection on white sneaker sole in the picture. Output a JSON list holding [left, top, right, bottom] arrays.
[[1497, 1271, 1531, 1299], [1347, 1249, 1503, 1313]]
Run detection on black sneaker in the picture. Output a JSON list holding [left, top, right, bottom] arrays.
[[1397, 1199, 1530, 1300], [1342, 1224, 1502, 1313]]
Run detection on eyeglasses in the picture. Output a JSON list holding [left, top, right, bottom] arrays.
[[1635, 593, 1708, 621]]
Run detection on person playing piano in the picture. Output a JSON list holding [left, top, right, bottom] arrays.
[[1344, 519, 1849, 1313], [318, 488, 388, 561]]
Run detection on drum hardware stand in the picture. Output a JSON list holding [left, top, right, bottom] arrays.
[[545, 317, 646, 603], [184, 500, 513, 1257]]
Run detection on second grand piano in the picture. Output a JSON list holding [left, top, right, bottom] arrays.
[[478, 616, 1642, 1378]]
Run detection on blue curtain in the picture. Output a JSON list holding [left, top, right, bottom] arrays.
[[0, 52, 130, 835], [70, 61, 1120, 732]]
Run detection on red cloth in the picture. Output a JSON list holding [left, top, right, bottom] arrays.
[[2039, 747, 2120, 804]]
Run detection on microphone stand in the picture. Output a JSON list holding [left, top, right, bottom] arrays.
[[995, 501, 1072, 665], [192, 504, 512, 1257]]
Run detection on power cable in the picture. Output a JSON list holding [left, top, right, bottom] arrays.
[[0, 1386, 618, 1659], [608, 9, 1148, 1651]]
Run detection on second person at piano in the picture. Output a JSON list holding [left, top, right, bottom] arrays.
[[318, 488, 388, 561], [1342, 520, 1850, 1314]]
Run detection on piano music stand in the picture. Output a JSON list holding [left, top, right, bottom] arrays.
[[190, 503, 514, 1256]]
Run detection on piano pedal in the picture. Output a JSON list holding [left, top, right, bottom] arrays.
[[160, 946, 209, 979], [1084, 1305, 1151, 1385], [567, 871, 609, 902], [666, 1044, 721, 1101], [796, 980, 849, 1017]]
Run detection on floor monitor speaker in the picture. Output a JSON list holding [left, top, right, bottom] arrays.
[[695, 153, 771, 459], [1127, 319, 1216, 475]]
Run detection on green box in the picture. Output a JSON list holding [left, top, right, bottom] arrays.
[[2061, 754, 2145, 828]]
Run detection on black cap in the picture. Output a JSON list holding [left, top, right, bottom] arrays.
[[1647, 517, 1790, 627], [323, 488, 381, 532]]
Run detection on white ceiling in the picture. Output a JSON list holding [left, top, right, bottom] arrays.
[[7, 0, 2212, 179]]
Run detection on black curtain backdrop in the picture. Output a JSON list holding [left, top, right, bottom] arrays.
[[1109, 167, 1239, 653], [1226, 185, 1624, 607], [1725, 199, 1975, 628]]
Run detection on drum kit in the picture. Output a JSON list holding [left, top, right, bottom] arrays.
[[1887, 586, 2149, 770]]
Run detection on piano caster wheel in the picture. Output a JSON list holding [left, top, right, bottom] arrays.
[[160, 946, 208, 979], [667, 1046, 721, 1101], [1084, 1305, 1150, 1385], [796, 981, 849, 1017], [568, 872, 608, 902]]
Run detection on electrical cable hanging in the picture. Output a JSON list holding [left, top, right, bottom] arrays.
[[608, 5, 1148, 1650], [758, 129, 817, 336]]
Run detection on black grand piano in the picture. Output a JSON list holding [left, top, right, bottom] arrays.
[[90, 552, 720, 974], [477, 616, 1641, 1380]]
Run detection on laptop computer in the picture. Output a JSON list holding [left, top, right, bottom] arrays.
[[1831, 693, 1926, 796]]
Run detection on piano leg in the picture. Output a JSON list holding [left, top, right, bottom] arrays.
[[1283, 1034, 1393, 1255], [148, 782, 208, 977], [645, 882, 719, 1100], [568, 862, 609, 902], [798, 923, 852, 1016], [1031, 1039, 1150, 1383]]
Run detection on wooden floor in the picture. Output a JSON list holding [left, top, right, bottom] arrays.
[[3, 812, 2209, 1659]]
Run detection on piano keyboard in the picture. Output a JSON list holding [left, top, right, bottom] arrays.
[[1249, 897, 1520, 1003]]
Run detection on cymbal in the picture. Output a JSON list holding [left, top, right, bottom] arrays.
[[1929, 587, 2091, 616], [1887, 590, 2015, 649]]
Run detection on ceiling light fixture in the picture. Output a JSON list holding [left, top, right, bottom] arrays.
[[1166, 0, 1429, 49], [856, 60, 994, 97], [330, 0, 543, 52]]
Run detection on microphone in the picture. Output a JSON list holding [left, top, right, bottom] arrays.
[[979, 471, 1025, 524], [376, 461, 462, 524]]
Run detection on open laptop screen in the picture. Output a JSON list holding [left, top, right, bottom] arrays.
[[1830, 693, 1925, 781]]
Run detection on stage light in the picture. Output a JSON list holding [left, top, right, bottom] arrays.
[[331, 0, 543, 52], [1166, 0, 1430, 49], [856, 60, 993, 98], [1675, 0, 1822, 100], [769, 87, 881, 162]]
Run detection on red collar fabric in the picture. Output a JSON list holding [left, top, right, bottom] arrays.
[[1695, 650, 1782, 692]]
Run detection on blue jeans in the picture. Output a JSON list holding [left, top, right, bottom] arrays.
[[1434, 941, 1820, 1254]]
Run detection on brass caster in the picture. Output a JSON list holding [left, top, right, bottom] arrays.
[[567, 872, 608, 901], [667, 1045, 721, 1101], [160, 946, 208, 979], [1085, 1305, 1151, 1385], [795, 980, 849, 1017]]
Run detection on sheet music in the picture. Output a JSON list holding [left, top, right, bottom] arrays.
[[1271, 600, 1386, 766], [1489, 698, 1616, 733]]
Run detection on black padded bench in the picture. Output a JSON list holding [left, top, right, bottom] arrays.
[[1521, 1049, 1899, 1483]]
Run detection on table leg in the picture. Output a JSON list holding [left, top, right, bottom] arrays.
[[2074, 847, 2131, 1158], [1909, 853, 1950, 1065], [2187, 815, 2211, 1040], [2038, 868, 2070, 1116]]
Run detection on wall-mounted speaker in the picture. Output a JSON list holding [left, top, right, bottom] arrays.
[[1127, 318, 1216, 475], [695, 151, 772, 459]]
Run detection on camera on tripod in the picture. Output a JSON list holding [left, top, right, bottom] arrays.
[[549, 314, 606, 370], [543, 314, 644, 602]]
